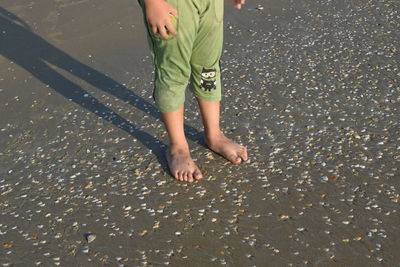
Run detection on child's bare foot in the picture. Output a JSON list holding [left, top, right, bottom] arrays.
[[205, 133, 248, 164], [166, 145, 203, 182]]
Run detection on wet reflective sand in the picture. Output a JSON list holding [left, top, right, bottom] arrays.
[[1, 0, 399, 266]]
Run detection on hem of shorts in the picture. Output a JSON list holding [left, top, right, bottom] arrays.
[[192, 93, 221, 103], [156, 103, 185, 113]]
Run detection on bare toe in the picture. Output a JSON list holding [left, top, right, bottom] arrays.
[[207, 133, 248, 165], [194, 170, 203, 180], [166, 146, 202, 182], [188, 171, 195, 182], [177, 171, 184, 181], [240, 147, 248, 161], [228, 154, 241, 164]]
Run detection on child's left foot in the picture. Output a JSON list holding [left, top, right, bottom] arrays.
[[205, 133, 248, 164]]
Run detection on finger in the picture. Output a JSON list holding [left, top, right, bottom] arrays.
[[158, 24, 169, 39], [151, 25, 158, 35], [237, 0, 245, 8], [165, 20, 177, 35]]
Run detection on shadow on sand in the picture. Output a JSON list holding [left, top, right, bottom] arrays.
[[0, 7, 203, 173]]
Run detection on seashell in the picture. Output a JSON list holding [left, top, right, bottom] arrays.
[[84, 233, 96, 243]]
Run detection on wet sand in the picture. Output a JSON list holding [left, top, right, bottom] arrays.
[[1, 0, 399, 266]]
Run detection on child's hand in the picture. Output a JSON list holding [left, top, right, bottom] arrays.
[[230, 0, 246, 9], [144, 0, 178, 39]]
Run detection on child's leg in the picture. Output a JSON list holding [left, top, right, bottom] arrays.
[[188, 1, 248, 163], [196, 98, 248, 164], [139, 0, 205, 181], [161, 106, 203, 182]]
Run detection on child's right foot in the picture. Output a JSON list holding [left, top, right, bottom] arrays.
[[166, 146, 203, 182]]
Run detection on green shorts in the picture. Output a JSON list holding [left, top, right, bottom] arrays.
[[139, 0, 224, 113]]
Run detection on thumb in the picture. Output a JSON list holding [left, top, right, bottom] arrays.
[[169, 7, 179, 19]]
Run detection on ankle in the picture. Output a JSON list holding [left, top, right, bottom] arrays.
[[204, 130, 223, 144], [169, 141, 189, 152]]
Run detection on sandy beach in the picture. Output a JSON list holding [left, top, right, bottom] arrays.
[[1, 0, 399, 266]]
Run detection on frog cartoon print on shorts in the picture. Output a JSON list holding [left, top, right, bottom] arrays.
[[200, 68, 217, 92]]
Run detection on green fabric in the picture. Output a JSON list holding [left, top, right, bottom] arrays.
[[139, 0, 224, 113]]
